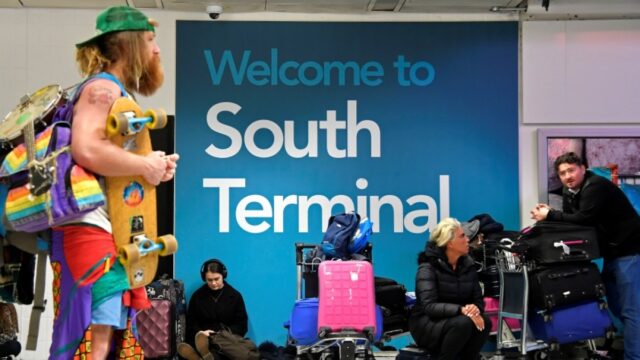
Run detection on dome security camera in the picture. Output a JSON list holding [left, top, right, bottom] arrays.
[[206, 5, 223, 19]]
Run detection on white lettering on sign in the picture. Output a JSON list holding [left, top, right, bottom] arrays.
[[205, 100, 381, 159], [202, 176, 450, 234]]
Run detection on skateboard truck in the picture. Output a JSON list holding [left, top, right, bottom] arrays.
[[119, 233, 178, 266], [133, 235, 162, 256], [108, 109, 167, 137]]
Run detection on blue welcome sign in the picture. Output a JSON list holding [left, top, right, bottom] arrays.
[[175, 21, 518, 344]]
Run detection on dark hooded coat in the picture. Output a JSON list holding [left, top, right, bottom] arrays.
[[408, 242, 484, 348]]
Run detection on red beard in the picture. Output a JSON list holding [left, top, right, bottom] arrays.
[[137, 55, 164, 96]]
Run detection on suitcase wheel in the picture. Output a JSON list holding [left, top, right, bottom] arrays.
[[363, 326, 375, 342], [545, 299, 554, 310], [543, 313, 553, 322]]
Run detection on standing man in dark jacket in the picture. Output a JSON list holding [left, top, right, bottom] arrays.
[[409, 218, 491, 360], [531, 152, 640, 360]]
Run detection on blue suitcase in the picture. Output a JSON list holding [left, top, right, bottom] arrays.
[[529, 300, 614, 345], [287, 298, 383, 345]]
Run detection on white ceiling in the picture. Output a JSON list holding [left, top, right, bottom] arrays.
[[0, 0, 639, 19]]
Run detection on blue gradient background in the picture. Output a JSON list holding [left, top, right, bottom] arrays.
[[175, 21, 518, 344]]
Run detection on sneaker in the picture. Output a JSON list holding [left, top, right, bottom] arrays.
[[177, 342, 202, 360]]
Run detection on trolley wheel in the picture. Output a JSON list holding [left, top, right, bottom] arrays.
[[119, 243, 140, 265], [107, 113, 130, 137], [144, 108, 167, 130], [157, 234, 178, 256]]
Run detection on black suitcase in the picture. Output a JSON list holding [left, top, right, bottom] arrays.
[[517, 221, 600, 264], [375, 277, 407, 314], [143, 275, 187, 359], [529, 262, 605, 311], [374, 277, 409, 332]]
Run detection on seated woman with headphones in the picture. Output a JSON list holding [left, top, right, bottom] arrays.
[[178, 259, 252, 360]]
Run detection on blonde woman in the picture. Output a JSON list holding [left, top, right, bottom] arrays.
[[409, 218, 490, 360]]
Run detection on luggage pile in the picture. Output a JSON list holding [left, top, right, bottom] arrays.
[[467, 215, 522, 335], [517, 221, 615, 350], [286, 212, 411, 359]]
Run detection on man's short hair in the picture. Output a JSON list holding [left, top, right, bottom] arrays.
[[554, 152, 584, 172]]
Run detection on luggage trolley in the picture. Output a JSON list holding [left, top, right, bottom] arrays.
[[494, 245, 548, 359], [288, 243, 376, 360]]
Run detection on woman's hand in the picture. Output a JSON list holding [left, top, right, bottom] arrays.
[[461, 304, 480, 317], [469, 313, 485, 331], [462, 304, 484, 331]]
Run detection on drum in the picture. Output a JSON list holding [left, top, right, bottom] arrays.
[[0, 84, 64, 155]]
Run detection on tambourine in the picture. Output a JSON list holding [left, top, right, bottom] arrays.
[[0, 84, 64, 153]]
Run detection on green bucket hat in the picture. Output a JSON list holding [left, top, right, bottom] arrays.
[[76, 6, 155, 48]]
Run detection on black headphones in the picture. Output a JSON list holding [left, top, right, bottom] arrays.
[[200, 259, 228, 281]]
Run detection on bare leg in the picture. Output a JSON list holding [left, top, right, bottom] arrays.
[[91, 324, 113, 360]]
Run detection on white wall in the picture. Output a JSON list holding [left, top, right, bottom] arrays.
[[1, 8, 639, 358], [519, 19, 640, 235]]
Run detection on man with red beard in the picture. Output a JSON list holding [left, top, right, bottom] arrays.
[[49, 6, 179, 360]]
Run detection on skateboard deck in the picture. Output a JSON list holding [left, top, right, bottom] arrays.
[[105, 97, 177, 288]]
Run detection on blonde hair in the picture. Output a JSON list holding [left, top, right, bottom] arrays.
[[430, 218, 461, 248], [75, 21, 158, 94]]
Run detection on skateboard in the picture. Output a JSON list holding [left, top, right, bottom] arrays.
[[105, 97, 178, 288]]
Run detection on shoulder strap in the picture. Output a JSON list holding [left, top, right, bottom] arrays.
[[56, 72, 129, 125], [26, 239, 49, 350], [72, 72, 128, 102], [92, 72, 128, 97]]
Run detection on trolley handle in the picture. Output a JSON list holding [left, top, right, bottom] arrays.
[[496, 243, 529, 254], [295, 243, 318, 264]]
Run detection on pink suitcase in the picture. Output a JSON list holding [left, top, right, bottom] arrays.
[[317, 260, 376, 339], [484, 296, 521, 333]]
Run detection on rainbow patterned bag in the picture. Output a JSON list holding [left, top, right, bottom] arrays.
[[0, 120, 105, 232]]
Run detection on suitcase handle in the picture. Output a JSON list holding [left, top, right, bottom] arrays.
[[547, 267, 588, 279], [560, 250, 589, 261], [553, 240, 588, 255]]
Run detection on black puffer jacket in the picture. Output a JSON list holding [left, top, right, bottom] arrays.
[[409, 242, 484, 348]]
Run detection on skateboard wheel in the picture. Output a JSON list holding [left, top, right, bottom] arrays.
[[119, 243, 141, 265], [145, 108, 167, 130], [107, 112, 130, 137], [158, 234, 178, 256]]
